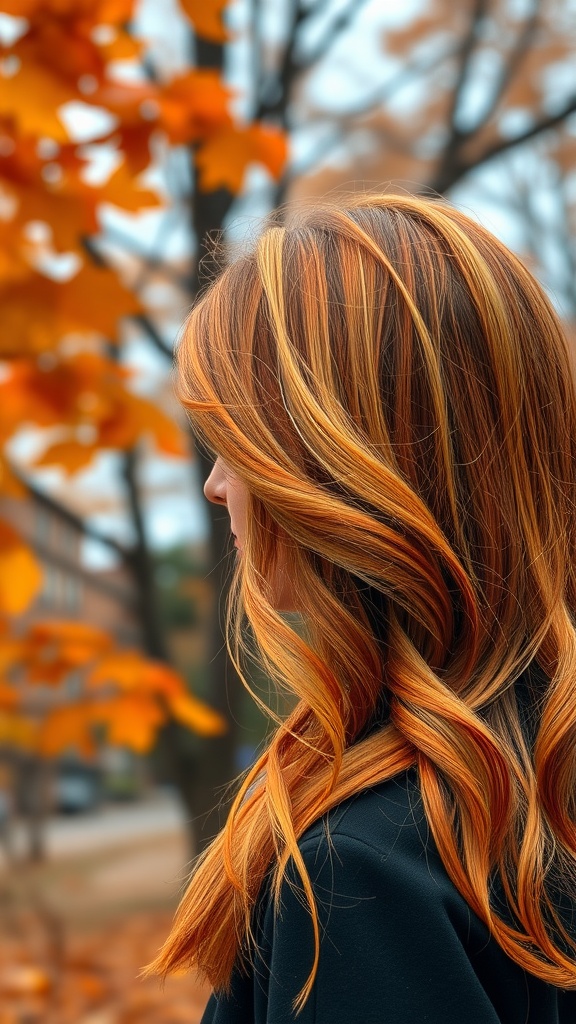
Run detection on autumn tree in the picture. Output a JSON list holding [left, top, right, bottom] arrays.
[[0, 0, 288, 855], [1, 0, 574, 853]]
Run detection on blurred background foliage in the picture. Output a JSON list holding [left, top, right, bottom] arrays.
[[0, 0, 574, 1020]]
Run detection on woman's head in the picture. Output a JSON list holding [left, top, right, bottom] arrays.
[[154, 194, 576, 1003], [178, 194, 576, 736]]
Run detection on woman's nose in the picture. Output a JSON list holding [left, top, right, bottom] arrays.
[[204, 460, 228, 505]]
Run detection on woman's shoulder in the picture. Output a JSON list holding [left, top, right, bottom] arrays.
[[295, 767, 440, 882]]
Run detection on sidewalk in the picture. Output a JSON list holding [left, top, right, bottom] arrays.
[[1, 787, 186, 866], [0, 792, 211, 1021], [1, 790, 192, 926]]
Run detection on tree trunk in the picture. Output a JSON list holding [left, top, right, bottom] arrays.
[[178, 35, 248, 852]]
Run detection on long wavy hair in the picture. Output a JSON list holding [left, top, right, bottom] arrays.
[[150, 194, 576, 1008]]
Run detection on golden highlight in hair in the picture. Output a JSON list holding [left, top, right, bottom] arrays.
[[148, 194, 576, 1008]]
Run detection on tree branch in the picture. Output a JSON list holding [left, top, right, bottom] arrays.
[[256, 0, 307, 124], [297, 0, 372, 72], [101, 225, 191, 288], [470, 7, 539, 134], [249, 0, 264, 118], [445, 0, 489, 137], [285, 43, 459, 182], [22, 475, 130, 561], [130, 312, 174, 361], [464, 95, 576, 177], [121, 447, 169, 661]]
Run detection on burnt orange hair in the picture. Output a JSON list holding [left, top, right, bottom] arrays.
[[149, 194, 576, 1008]]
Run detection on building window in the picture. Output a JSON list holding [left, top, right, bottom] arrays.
[[40, 565, 59, 607], [63, 573, 82, 612], [35, 508, 51, 547]]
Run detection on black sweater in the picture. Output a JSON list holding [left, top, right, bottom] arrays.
[[201, 770, 576, 1023]]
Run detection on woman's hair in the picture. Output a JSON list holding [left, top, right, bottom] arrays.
[[150, 193, 576, 1007]]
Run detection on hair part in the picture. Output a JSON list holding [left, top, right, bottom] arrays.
[[147, 193, 576, 1009]]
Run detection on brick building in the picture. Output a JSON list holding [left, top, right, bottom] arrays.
[[1, 485, 141, 647], [0, 485, 144, 828]]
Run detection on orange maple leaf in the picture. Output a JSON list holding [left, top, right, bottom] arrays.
[[157, 69, 232, 145], [0, 264, 141, 356], [38, 703, 96, 758], [89, 650, 226, 736], [93, 693, 167, 753], [168, 691, 227, 737], [0, 60, 73, 141], [0, 121, 102, 252], [20, 620, 113, 686], [0, 263, 141, 356], [96, 161, 162, 212], [53, 261, 142, 337], [179, 0, 230, 43], [0, 710, 37, 749], [88, 650, 182, 697], [0, 682, 18, 711], [0, 353, 186, 471], [32, 440, 100, 475], [196, 123, 288, 193]]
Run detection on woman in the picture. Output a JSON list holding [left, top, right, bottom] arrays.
[[149, 194, 576, 1022]]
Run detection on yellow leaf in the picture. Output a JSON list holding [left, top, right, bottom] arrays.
[[168, 691, 227, 737], [179, 0, 230, 42], [0, 710, 37, 749], [196, 123, 287, 194], [0, 520, 42, 615]]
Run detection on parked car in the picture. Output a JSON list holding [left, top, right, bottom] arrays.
[[54, 761, 102, 814]]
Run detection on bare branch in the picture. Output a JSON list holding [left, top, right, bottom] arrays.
[[130, 312, 174, 361], [102, 226, 191, 289], [467, 95, 576, 176], [278, 0, 308, 127], [287, 42, 459, 181], [297, 0, 372, 72], [82, 234, 178, 360], [445, 0, 489, 137], [22, 474, 130, 561], [471, 7, 539, 134], [336, 41, 460, 122], [249, 0, 264, 117], [554, 170, 576, 314]]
